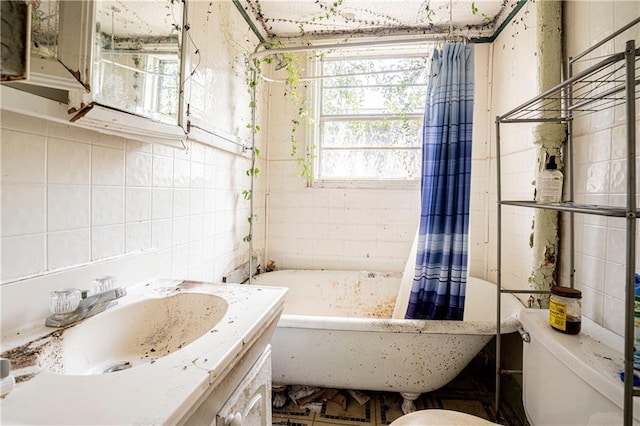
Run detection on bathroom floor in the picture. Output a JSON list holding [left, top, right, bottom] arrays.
[[272, 354, 528, 426]]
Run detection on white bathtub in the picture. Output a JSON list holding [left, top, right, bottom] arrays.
[[251, 269, 523, 410]]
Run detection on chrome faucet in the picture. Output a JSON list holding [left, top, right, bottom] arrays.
[[45, 285, 127, 328]]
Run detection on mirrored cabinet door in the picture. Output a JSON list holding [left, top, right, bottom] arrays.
[[29, 0, 94, 91], [93, 0, 183, 125]]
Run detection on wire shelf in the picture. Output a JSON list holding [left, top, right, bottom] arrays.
[[497, 47, 639, 123]]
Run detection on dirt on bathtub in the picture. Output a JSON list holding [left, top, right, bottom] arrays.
[[361, 296, 396, 318]]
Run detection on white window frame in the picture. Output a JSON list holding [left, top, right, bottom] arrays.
[[311, 47, 431, 189]]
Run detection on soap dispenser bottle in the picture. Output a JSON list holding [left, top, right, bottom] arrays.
[[537, 155, 563, 204]]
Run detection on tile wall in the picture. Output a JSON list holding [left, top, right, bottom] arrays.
[[0, 110, 263, 284], [483, 0, 540, 291], [563, 0, 640, 334]]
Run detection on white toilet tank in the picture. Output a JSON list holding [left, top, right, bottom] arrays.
[[520, 309, 640, 425]]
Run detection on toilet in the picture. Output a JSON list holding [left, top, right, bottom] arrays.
[[390, 409, 498, 425], [391, 308, 640, 425]]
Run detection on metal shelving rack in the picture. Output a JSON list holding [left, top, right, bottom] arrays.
[[494, 22, 640, 425]]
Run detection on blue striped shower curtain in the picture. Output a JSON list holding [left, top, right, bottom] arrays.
[[405, 42, 474, 321]]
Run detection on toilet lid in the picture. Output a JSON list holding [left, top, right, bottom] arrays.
[[390, 409, 499, 425]]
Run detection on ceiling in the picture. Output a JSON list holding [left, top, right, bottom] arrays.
[[238, 0, 522, 41]]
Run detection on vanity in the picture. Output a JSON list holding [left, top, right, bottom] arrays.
[[0, 253, 287, 425]]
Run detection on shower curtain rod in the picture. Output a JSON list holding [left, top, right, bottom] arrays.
[[259, 65, 428, 84], [249, 34, 467, 62]]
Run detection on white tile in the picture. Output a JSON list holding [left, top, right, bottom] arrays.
[[581, 224, 607, 260], [0, 110, 47, 135], [1, 183, 45, 237], [172, 216, 190, 246], [91, 132, 125, 150], [190, 142, 206, 163], [204, 189, 216, 213], [126, 151, 152, 187], [201, 260, 215, 282], [152, 219, 173, 250], [202, 237, 215, 261], [1, 234, 45, 281], [126, 139, 152, 152], [125, 221, 152, 252], [157, 248, 172, 278], [47, 122, 95, 143], [174, 158, 191, 188], [611, 125, 626, 160], [204, 164, 216, 188], [125, 187, 152, 223], [190, 162, 205, 188], [92, 225, 124, 260], [203, 213, 216, 238], [152, 155, 174, 187], [609, 159, 626, 194], [48, 185, 91, 232], [577, 254, 605, 292], [604, 261, 625, 301], [190, 189, 205, 215], [47, 138, 91, 184], [603, 294, 624, 337], [1, 129, 46, 183], [188, 241, 203, 268], [587, 128, 611, 162], [171, 244, 189, 276], [152, 188, 173, 220], [189, 215, 204, 242], [153, 143, 176, 157], [48, 229, 91, 270], [204, 146, 216, 165], [92, 186, 125, 226], [173, 188, 191, 217], [606, 227, 626, 264], [92, 145, 125, 186]]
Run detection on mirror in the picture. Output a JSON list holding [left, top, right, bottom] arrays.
[[93, 0, 183, 125]]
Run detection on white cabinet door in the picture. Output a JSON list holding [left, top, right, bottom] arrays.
[[216, 347, 272, 426], [29, 0, 94, 91]]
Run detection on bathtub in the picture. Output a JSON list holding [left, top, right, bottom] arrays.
[[251, 269, 523, 411]]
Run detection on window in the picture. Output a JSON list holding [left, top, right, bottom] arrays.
[[155, 58, 180, 119], [315, 49, 430, 183]]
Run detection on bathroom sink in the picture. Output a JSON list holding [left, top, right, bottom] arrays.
[[38, 292, 228, 375]]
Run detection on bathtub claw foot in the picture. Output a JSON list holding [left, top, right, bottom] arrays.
[[400, 392, 420, 414], [272, 384, 287, 408]]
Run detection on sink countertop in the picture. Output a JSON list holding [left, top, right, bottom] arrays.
[[0, 279, 287, 425]]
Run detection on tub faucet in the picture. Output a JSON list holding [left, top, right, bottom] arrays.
[[45, 286, 127, 328]]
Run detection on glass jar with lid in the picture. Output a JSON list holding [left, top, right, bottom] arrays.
[[549, 286, 582, 335]]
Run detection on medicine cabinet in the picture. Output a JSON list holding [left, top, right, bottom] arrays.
[[92, 0, 183, 125], [1, 0, 187, 148]]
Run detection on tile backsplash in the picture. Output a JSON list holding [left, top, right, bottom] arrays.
[[1, 110, 261, 284]]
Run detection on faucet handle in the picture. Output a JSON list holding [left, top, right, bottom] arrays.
[[90, 276, 117, 295], [49, 289, 82, 315]]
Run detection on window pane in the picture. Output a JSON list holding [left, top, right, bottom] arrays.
[[322, 119, 422, 148], [316, 53, 429, 182], [322, 57, 428, 87], [321, 149, 420, 179], [322, 85, 426, 115]]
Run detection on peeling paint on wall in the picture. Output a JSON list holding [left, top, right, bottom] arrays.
[[529, 0, 565, 308]]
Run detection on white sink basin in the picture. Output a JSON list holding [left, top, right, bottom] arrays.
[[38, 292, 228, 375]]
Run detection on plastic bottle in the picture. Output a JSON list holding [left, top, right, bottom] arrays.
[[537, 155, 563, 204], [634, 274, 640, 370]]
